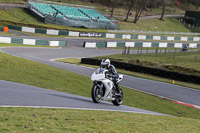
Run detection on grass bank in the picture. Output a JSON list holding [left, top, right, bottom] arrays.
[[0, 0, 26, 4], [0, 107, 200, 132], [119, 17, 200, 33], [94, 51, 200, 76], [0, 8, 199, 34], [1, 44, 200, 118]]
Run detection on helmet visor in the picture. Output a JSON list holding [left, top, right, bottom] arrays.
[[101, 64, 108, 68]]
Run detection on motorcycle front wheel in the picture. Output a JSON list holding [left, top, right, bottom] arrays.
[[112, 88, 123, 106], [91, 85, 102, 103]]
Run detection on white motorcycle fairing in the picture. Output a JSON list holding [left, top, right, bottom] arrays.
[[91, 68, 114, 99], [91, 68, 123, 105]]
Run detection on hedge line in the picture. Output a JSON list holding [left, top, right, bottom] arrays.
[[81, 58, 200, 85]]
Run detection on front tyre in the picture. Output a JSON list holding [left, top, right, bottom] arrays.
[[112, 88, 123, 106], [91, 85, 102, 103]]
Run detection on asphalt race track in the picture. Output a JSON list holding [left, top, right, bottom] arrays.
[[0, 38, 200, 115], [0, 80, 166, 115]]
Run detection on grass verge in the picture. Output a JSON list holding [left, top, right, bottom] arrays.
[[0, 0, 26, 4], [0, 107, 200, 132], [0, 47, 200, 118], [0, 43, 50, 47], [0, 31, 17, 36]]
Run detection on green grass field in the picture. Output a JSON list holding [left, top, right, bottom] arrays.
[[1, 44, 200, 119], [1, 107, 200, 132]]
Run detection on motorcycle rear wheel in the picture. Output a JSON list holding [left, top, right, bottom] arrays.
[[112, 88, 123, 106], [91, 85, 102, 103]]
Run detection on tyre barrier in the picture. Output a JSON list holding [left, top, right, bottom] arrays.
[[0, 36, 67, 46], [81, 58, 200, 85], [8, 25, 200, 42], [83, 41, 200, 48]]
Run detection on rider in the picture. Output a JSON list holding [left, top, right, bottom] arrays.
[[101, 59, 120, 93]]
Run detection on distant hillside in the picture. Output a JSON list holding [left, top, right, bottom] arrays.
[[0, 0, 199, 33]]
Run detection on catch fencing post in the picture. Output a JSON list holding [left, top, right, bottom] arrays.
[[124, 47, 127, 55], [173, 48, 177, 59], [155, 47, 158, 57], [137, 47, 140, 54], [127, 46, 130, 55], [140, 47, 143, 55], [195, 49, 198, 61]]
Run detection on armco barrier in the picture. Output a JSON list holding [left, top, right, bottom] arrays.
[[83, 41, 200, 48], [81, 58, 200, 85], [8, 25, 200, 42], [0, 36, 67, 46]]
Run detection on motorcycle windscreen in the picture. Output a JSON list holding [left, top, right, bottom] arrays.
[[91, 72, 105, 81]]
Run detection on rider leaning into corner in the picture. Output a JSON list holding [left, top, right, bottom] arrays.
[[100, 59, 120, 94]]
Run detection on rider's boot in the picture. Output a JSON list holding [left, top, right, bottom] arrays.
[[114, 82, 121, 96]]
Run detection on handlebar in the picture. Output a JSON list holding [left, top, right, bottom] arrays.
[[105, 73, 116, 80]]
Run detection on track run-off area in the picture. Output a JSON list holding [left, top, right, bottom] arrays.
[[0, 36, 200, 115]]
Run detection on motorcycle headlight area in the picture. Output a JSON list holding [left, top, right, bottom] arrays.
[[95, 68, 100, 74], [95, 68, 106, 74]]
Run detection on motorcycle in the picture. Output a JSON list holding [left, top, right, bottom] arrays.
[[91, 67, 123, 106]]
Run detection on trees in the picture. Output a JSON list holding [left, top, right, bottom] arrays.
[[193, 0, 200, 10], [79, 0, 199, 23], [160, 0, 166, 21], [120, 0, 126, 6], [133, 0, 147, 23], [110, 0, 116, 17], [124, 0, 134, 21]]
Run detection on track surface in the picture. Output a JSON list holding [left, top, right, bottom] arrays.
[[0, 80, 166, 115], [1, 45, 200, 108], [0, 46, 168, 115]]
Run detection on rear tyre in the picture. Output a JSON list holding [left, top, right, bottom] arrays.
[[91, 85, 102, 103], [112, 88, 123, 106]]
